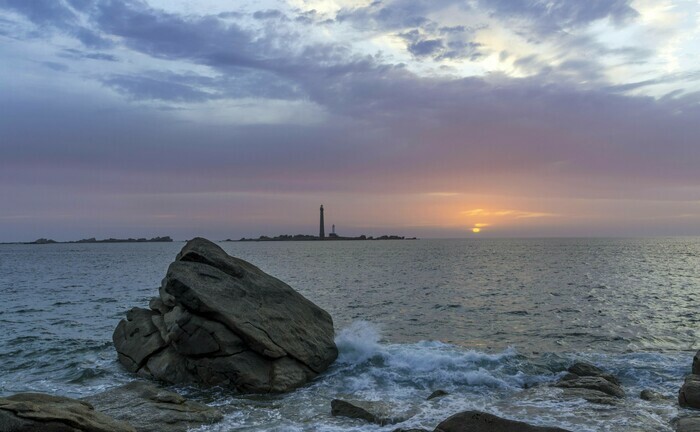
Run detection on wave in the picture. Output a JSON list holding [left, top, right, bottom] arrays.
[[332, 321, 525, 396]]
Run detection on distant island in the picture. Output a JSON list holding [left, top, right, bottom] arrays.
[[24, 236, 174, 244], [230, 234, 416, 242], [228, 205, 416, 242]]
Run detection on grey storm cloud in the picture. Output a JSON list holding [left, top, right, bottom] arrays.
[[399, 28, 483, 60], [100, 69, 302, 102], [61, 48, 118, 61], [0, 0, 113, 47], [337, 0, 485, 61], [252, 9, 288, 21], [335, 0, 473, 31], [102, 73, 220, 102], [480, 0, 639, 35]]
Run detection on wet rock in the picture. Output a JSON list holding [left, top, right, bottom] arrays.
[[640, 389, 671, 402], [553, 361, 624, 402], [555, 375, 625, 398], [331, 399, 407, 426], [693, 350, 700, 375], [392, 429, 430, 432], [113, 308, 168, 373], [427, 389, 449, 400], [679, 375, 700, 409], [675, 416, 700, 432], [0, 393, 134, 432], [559, 388, 620, 405], [434, 410, 571, 432], [113, 237, 337, 393], [566, 361, 620, 386], [83, 381, 222, 432]]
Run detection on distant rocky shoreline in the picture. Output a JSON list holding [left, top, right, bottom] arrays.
[[2, 236, 174, 245]]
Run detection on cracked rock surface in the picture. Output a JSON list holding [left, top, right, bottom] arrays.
[[83, 381, 222, 432], [112, 237, 338, 393], [0, 393, 135, 432]]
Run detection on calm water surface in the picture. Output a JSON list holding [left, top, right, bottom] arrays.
[[1, 238, 699, 431]]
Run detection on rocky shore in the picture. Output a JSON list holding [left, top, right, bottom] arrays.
[[1, 237, 697, 431]]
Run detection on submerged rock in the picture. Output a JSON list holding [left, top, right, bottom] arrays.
[[427, 389, 449, 400], [331, 399, 409, 426], [0, 393, 135, 432], [83, 381, 223, 432], [558, 388, 620, 405], [640, 389, 672, 402], [113, 238, 337, 393], [434, 411, 571, 432]]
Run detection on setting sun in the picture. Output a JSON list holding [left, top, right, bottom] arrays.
[[472, 227, 481, 233]]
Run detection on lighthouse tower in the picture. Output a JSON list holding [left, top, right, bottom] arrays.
[[319, 205, 325, 238]]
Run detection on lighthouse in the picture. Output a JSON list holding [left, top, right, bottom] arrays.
[[319, 205, 325, 238]]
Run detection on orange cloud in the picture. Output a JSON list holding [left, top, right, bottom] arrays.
[[461, 208, 558, 218]]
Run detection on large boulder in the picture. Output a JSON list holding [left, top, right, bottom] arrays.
[[83, 381, 222, 432], [0, 393, 134, 432], [113, 237, 338, 393], [434, 411, 571, 432]]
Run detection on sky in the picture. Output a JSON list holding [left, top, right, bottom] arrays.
[[0, 0, 699, 241]]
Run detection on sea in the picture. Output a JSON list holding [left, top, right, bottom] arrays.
[[1, 238, 699, 431]]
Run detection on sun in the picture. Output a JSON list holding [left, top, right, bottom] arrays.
[[472, 227, 481, 233]]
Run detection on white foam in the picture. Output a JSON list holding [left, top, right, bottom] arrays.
[[335, 320, 383, 365]]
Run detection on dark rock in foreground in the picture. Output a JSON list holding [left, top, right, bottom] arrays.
[[392, 429, 430, 432], [331, 399, 409, 426], [0, 393, 135, 432], [434, 411, 571, 432], [113, 237, 338, 393], [678, 349, 700, 411], [83, 381, 222, 432], [680, 375, 700, 409], [675, 416, 700, 432]]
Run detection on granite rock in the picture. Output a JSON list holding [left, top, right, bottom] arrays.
[[83, 381, 222, 432], [0, 393, 134, 432], [113, 237, 337, 393], [434, 411, 571, 432]]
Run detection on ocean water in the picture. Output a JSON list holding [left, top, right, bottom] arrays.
[[0, 238, 699, 431]]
